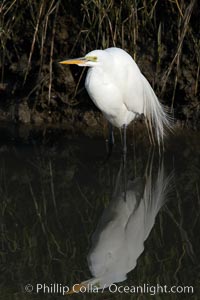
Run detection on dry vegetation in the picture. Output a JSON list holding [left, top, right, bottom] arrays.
[[0, 0, 199, 127]]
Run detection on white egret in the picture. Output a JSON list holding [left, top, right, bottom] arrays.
[[66, 154, 172, 294], [60, 47, 172, 148]]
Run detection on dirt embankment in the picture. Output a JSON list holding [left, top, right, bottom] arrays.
[[0, 0, 199, 130]]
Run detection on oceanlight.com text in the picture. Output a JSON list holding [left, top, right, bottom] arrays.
[[24, 282, 194, 295]]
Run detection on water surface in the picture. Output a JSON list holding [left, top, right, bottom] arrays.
[[0, 125, 199, 299]]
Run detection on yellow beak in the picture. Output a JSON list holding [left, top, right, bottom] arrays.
[[59, 58, 86, 65]]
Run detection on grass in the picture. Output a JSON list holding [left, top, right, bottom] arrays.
[[0, 0, 199, 125]]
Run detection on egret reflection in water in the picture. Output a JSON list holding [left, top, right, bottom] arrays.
[[67, 152, 173, 293]]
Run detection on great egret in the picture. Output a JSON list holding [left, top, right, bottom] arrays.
[[66, 153, 172, 293], [60, 47, 171, 148]]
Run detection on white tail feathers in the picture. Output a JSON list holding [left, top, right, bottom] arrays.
[[142, 75, 173, 146]]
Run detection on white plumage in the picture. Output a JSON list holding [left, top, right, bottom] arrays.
[[60, 47, 172, 145], [83, 160, 171, 290], [65, 156, 172, 294]]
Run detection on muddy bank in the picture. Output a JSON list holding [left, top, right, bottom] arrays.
[[0, 0, 199, 128]]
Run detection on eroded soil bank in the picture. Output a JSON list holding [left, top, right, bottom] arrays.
[[0, 0, 199, 129]]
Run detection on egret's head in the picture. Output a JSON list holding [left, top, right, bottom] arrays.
[[87, 220, 126, 278], [59, 50, 108, 67]]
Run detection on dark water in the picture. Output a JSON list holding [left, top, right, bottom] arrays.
[[0, 125, 199, 299]]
